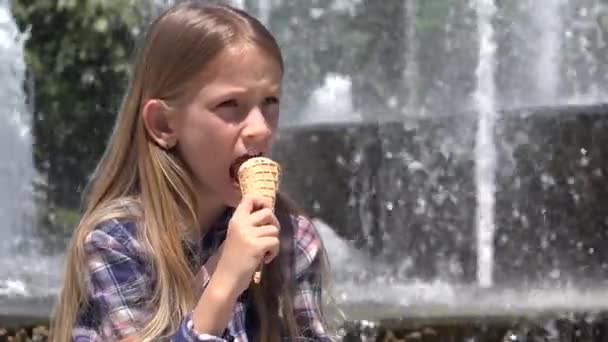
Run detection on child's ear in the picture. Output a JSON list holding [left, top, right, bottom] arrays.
[[141, 99, 178, 149]]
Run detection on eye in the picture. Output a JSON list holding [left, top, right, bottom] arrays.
[[263, 96, 279, 106], [217, 99, 238, 108]]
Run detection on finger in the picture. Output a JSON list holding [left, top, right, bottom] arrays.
[[251, 195, 273, 211], [258, 237, 280, 263], [233, 195, 254, 218], [248, 208, 280, 228], [254, 225, 280, 238], [233, 194, 271, 217]]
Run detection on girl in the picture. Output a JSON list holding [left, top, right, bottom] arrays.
[[50, 1, 332, 341]]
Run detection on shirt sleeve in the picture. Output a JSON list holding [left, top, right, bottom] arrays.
[[292, 216, 335, 341], [76, 220, 227, 342]]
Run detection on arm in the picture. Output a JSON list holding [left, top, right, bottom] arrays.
[[292, 216, 335, 341], [74, 220, 228, 342], [191, 195, 281, 338], [190, 269, 240, 338]]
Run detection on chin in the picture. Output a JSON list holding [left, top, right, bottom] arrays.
[[222, 184, 242, 208]]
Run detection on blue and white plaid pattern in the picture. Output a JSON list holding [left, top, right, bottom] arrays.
[[72, 208, 331, 341]]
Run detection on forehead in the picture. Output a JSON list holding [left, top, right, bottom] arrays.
[[200, 45, 283, 90]]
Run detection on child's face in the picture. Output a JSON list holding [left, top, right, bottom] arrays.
[[175, 46, 282, 208]]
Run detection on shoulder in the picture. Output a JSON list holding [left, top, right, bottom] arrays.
[[81, 218, 152, 298], [83, 197, 145, 257], [83, 218, 145, 264], [290, 215, 325, 279], [79, 218, 154, 329], [292, 215, 321, 249], [85, 218, 138, 248]]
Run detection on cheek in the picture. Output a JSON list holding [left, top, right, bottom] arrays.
[[265, 106, 280, 130], [177, 114, 234, 180]]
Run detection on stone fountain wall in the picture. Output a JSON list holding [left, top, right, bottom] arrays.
[[272, 104, 608, 287]]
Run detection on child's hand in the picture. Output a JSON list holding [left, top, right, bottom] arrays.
[[213, 195, 280, 297]]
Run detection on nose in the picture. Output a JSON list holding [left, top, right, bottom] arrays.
[[242, 106, 272, 149]]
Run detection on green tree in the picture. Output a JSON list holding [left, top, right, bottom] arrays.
[[12, 0, 145, 209]]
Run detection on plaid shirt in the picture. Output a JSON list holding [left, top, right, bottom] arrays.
[[72, 206, 332, 341]]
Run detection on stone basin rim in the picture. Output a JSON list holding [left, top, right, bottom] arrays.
[[278, 102, 608, 131]]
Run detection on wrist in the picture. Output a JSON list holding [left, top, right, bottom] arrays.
[[206, 268, 242, 303], [192, 274, 240, 336]]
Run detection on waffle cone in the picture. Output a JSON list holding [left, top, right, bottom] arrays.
[[237, 157, 281, 206]]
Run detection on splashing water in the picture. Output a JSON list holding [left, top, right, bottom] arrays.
[[300, 73, 361, 124], [474, 0, 498, 288], [257, 0, 272, 26], [532, 0, 564, 103], [402, 0, 418, 115], [0, 0, 62, 302]]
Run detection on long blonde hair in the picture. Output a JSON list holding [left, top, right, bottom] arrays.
[[50, 2, 325, 341]]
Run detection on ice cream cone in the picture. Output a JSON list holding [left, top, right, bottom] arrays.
[[237, 157, 281, 284], [237, 157, 281, 207]]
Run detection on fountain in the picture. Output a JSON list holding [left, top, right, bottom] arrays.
[[2, 0, 608, 340], [473, 0, 498, 289], [269, 0, 608, 338], [0, 0, 61, 320]]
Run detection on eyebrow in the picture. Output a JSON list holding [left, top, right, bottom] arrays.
[[206, 84, 282, 97]]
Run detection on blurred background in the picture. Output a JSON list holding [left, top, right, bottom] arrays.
[[2, 0, 608, 325]]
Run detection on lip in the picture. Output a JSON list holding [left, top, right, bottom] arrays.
[[229, 152, 263, 184]]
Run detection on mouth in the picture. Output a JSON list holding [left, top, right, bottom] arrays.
[[229, 152, 263, 184]]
